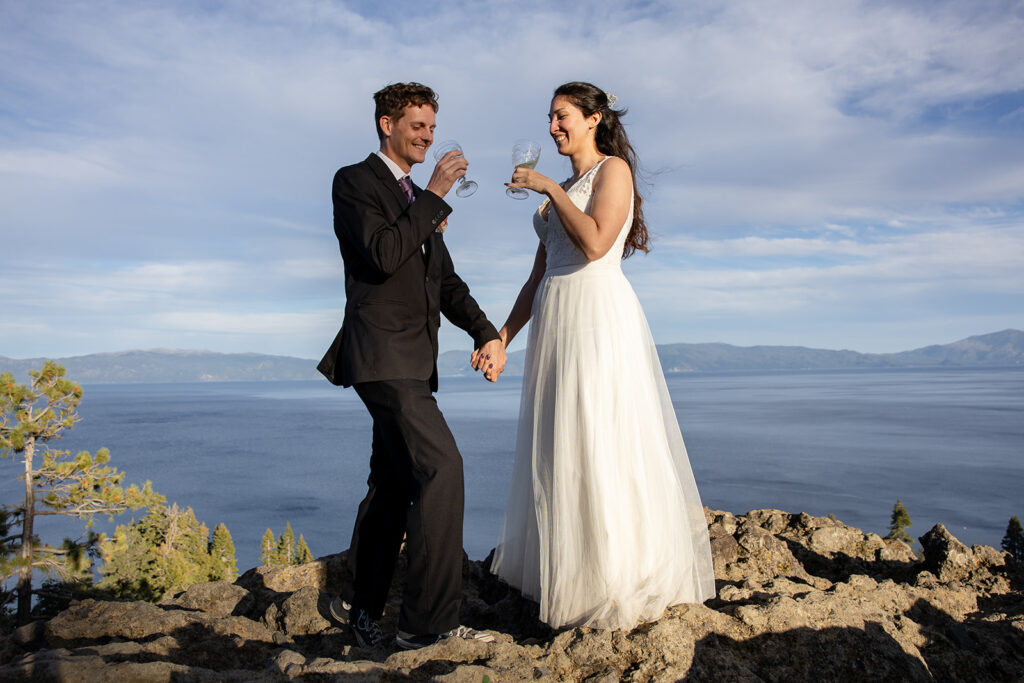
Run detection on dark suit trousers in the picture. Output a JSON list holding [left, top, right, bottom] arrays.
[[349, 379, 464, 635]]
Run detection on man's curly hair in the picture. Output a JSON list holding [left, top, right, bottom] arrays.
[[373, 82, 438, 141]]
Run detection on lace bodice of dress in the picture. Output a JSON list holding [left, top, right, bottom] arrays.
[[533, 157, 633, 269]]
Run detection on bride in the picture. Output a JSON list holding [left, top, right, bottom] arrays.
[[483, 82, 716, 630]]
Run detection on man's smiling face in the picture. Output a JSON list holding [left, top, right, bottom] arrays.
[[380, 104, 436, 173]]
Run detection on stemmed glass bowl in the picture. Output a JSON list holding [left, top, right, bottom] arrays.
[[506, 140, 542, 200], [433, 140, 477, 198]]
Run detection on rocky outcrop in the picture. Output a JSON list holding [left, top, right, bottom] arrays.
[[1, 510, 1021, 681]]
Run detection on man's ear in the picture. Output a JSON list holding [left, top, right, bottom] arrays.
[[379, 115, 392, 138]]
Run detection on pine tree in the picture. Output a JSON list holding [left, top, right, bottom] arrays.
[[209, 523, 237, 581], [260, 523, 311, 568], [1002, 516, 1024, 563], [1, 362, 162, 623], [295, 534, 313, 564], [885, 499, 913, 544], [99, 503, 235, 601], [157, 505, 212, 592], [260, 529, 278, 566], [97, 518, 160, 601], [277, 522, 296, 567]]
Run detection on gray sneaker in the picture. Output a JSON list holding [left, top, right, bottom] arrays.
[[396, 624, 495, 650]]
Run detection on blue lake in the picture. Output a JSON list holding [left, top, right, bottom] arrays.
[[3, 367, 1022, 573]]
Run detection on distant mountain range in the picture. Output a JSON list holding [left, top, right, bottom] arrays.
[[0, 349, 320, 384], [1, 330, 1021, 384]]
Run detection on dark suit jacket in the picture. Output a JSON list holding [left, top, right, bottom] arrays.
[[318, 153, 499, 392]]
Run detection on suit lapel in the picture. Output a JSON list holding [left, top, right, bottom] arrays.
[[365, 153, 410, 208], [365, 154, 429, 265]]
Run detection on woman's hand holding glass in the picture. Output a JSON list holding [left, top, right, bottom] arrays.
[[506, 140, 543, 199], [506, 165, 554, 199]]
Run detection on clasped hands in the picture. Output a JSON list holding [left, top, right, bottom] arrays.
[[471, 338, 507, 382]]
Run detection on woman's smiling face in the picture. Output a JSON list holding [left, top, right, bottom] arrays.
[[548, 95, 599, 157]]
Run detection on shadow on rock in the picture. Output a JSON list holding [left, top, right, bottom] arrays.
[[909, 597, 1024, 681], [687, 621, 933, 682], [462, 549, 556, 644]]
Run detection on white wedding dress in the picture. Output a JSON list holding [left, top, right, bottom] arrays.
[[490, 158, 716, 630]]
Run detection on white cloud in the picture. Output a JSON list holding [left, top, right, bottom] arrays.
[[630, 222, 1024, 347], [661, 235, 874, 258], [2, 0, 1023, 358], [149, 310, 336, 337]]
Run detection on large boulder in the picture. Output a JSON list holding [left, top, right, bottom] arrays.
[[920, 523, 976, 582], [236, 552, 352, 595], [279, 585, 332, 636], [45, 600, 195, 647], [169, 580, 255, 617]]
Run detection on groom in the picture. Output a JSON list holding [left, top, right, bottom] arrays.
[[318, 82, 506, 649]]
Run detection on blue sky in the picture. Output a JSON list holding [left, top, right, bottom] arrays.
[[2, 0, 1023, 360]]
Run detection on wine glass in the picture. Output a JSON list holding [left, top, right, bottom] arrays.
[[432, 140, 477, 198], [506, 139, 542, 199]]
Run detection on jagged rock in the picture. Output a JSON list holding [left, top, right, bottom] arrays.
[[11, 621, 44, 647], [45, 600, 195, 647], [279, 586, 331, 636], [920, 523, 975, 582], [262, 602, 281, 632], [3, 510, 1021, 681], [170, 580, 255, 617], [269, 648, 306, 676], [808, 524, 865, 555], [744, 508, 793, 534], [707, 509, 738, 536], [710, 534, 740, 572], [205, 615, 276, 643], [236, 553, 352, 595], [791, 510, 835, 531], [803, 526, 887, 562], [972, 543, 1008, 568], [731, 523, 809, 582], [273, 649, 389, 679], [879, 538, 917, 562]]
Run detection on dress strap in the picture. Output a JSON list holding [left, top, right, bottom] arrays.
[[585, 156, 610, 179], [565, 156, 611, 195]]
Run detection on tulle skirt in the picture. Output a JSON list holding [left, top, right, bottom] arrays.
[[490, 262, 716, 630]]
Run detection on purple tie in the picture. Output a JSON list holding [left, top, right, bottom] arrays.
[[399, 176, 414, 203]]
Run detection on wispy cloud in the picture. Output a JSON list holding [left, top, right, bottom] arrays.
[[1, 0, 1022, 358]]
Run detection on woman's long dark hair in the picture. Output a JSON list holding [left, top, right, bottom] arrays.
[[554, 81, 649, 257]]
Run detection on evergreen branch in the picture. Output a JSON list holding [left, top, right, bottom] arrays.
[[33, 546, 70, 555], [34, 504, 127, 517], [31, 557, 64, 573]]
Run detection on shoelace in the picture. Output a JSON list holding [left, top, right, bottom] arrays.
[[357, 612, 384, 644]]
